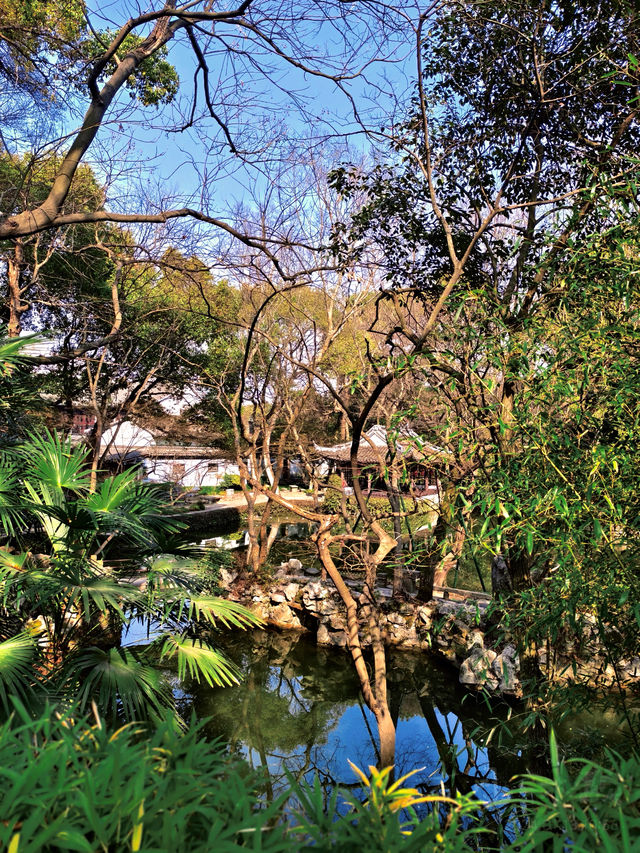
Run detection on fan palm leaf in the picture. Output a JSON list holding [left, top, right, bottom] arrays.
[[158, 635, 243, 687], [0, 463, 30, 538], [186, 596, 263, 630], [20, 430, 90, 494], [0, 633, 38, 715], [22, 479, 69, 551], [61, 647, 174, 721]]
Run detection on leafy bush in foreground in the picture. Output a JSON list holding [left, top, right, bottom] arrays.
[[2, 709, 640, 852], [0, 707, 289, 853]]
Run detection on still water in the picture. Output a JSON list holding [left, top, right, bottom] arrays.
[[123, 513, 634, 802], [173, 629, 533, 804], [123, 606, 633, 814]]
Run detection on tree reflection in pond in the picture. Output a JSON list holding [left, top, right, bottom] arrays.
[[178, 630, 529, 807]]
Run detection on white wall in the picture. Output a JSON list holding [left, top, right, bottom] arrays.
[[102, 420, 155, 449], [143, 457, 240, 488]]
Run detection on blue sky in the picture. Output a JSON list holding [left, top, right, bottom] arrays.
[[80, 0, 419, 238]]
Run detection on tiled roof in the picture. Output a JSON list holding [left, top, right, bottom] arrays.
[[314, 425, 448, 465], [105, 445, 232, 461]]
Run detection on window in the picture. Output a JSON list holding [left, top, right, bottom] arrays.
[[171, 462, 186, 480]]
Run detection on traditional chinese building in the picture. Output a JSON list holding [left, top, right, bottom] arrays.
[[313, 424, 447, 500]]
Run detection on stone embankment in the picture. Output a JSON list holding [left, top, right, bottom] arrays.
[[220, 560, 640, 699]]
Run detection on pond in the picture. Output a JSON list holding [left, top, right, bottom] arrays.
[[166, 628, 628, 809], [174, 629, 518, 805], [148, 512, 635, 809]]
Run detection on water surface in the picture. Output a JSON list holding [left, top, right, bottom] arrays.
[[177, 629, 530, 804]]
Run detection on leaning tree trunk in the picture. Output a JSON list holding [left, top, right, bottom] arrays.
[[315, 520, 397, 769]]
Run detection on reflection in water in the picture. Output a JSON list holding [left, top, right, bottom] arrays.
[[200, 521, 319, 565], [177, 630, 528, 808]]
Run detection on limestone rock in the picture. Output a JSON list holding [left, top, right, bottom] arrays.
[[301, 581, 330, 612], [317, 620, 347, 647], [248, 600, 271, 622], [218, 568, 238, 589], [283, 582, 300, 602], [268, 602, 302, 629], [491, 645, 521, 696], [416, 606, 434, 628], [459, 648, 498, 690], [466, 630, 485, 652], [385, 622, 419, 647], [491, 555, 512, 596]]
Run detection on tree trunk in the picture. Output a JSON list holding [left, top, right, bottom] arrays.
[[6, 240, 26, 337], [315, 524, 397, 770]]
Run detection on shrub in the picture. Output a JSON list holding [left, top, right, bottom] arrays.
[[1, 710, 639, 852], [198, 486, 219, 495], [0, 707, 289, 853], [321, 473, 344, 512], [220, 473, 242, 490]]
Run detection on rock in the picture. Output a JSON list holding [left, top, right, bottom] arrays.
[[459, 648, 498, 690], [491, 645, 521, 696], [270, 592, 287, 604], [316, 620, 347, 647], [218, 568, 238, 589], [248, 600, 271, 622], [327, 610, 347, 631], [304, 566, 321, 576], [622, 657, 640, 679], [268, 602, 302, 629], [491, 555, 512, 597], [283, 582, 300, 602], [416, 606, 434, 627], [385, 623, 420, 647], [316, 622, 331, 645], [466, 630, 485, 652], [287, 558, 303, 572], [301, 581, 330, 612]]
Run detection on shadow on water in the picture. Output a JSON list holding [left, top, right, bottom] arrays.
[[175, 629, 530, 808]]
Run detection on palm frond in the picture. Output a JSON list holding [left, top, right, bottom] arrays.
[[159, 635, 243, 687], [86, 469, 151, 514], [20, 430, 90, 495], [187, 596, 263, 630], [22, 479, 69, 551], [60, 647, 174, 721], [0, 333, 37, 374], [85, 476, 186, 554], [0, 633, 38, 715], [146, 556, 201, 590], [42, 563, 140, 623], [0, 465, 30, 537]]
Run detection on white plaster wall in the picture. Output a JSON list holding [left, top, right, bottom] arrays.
[[101, 420, 155, 449], [143, 458, 240, 487]]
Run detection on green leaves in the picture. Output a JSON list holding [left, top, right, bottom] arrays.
[[0, 634, 38, 715], [20, 430, 89, 494], [61, 647, 173, 722], [0, 427, 260, 723], [159, 636, 243, 688], [186, 596, 264, 631]]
